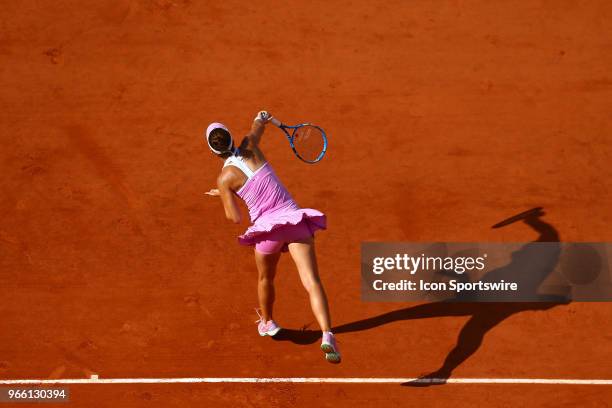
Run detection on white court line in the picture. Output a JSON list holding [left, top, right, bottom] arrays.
[[0, 378, 611, 385]]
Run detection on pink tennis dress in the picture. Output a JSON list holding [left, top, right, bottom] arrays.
[[224, 153, 326, 254]]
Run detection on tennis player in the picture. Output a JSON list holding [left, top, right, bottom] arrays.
[[204, 111, 340, 363]]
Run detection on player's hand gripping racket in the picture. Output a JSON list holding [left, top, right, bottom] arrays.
[[269, 117, 328, 163]]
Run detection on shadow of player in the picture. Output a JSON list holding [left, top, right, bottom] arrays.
[[273, 207, 570, 386]]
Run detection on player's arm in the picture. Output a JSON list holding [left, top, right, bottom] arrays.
[[246, 111, 273, 147], [217, 171, 242, 224]]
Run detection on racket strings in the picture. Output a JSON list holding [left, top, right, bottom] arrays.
[[293, 126, 325, 162]]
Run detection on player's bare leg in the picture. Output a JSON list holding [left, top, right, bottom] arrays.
[[254, 250, 282, 336], [288, 238, 331, 331], [254, 250, 281, 321], [289, 238, 340, 362]]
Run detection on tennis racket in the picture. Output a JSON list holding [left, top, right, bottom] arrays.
[[270, 117, 328, 164]]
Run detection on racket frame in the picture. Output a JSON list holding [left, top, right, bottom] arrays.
[[270, 117, 328, 164]]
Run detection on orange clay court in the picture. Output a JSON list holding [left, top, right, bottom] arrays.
[[1, 1, 611, 407]]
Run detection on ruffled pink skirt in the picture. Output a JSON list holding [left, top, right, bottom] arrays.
[[238, 208, 326, 246]]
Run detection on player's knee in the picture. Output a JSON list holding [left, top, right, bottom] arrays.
[[258, 270, 274, 282], [301, 276, 321, 293]]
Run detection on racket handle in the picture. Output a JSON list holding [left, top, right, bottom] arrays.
[[270, 117, 282, 127]]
